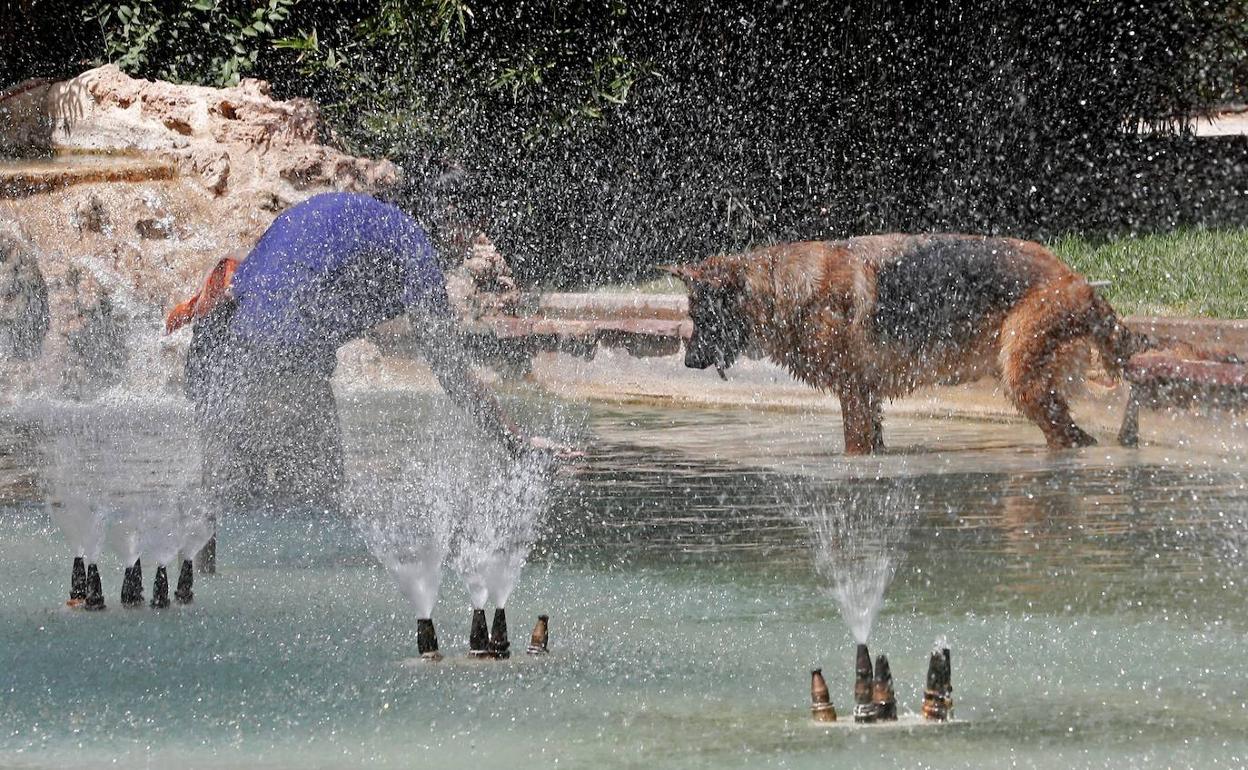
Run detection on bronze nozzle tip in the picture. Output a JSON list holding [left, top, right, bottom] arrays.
[[853, 643, 877, 722], [855, 643, 873, 679], [810, 668, 837, 722], [174, 559, 194, 604], [84, 563, 106, 611], [922, 650, 950, 721], [120, 558, 144, 607], [67, 557, 88, 608], [468, 608, 490, 657], [872, 654, 897, 721], [526, 614, 549, 655], [149, 564, 170, 609], [417, 617, 443, 661], [488, 608, 511, 659]]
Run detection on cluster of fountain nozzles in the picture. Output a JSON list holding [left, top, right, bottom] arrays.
[[414, 610, 550, 662], [65, 556, 196, 611], [810, 643, 953, 723]]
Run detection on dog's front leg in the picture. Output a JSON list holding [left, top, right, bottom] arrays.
[[838, 378, 877, 455]]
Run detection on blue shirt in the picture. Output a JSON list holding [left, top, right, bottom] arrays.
[[228, 193, 449, 356]]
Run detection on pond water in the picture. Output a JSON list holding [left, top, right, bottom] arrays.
[[0, 392, 1245, 768]]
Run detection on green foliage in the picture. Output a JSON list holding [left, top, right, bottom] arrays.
[[89, 0, 296, 86]]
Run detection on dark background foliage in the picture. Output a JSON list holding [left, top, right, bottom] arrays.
[[3, 0, 1247, 285]]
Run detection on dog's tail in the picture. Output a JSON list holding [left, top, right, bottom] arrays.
[[1087, 291, 1240, 377]]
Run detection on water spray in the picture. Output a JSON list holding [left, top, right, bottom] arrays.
[[416, 618, 442, 661], [872, 654, 897, 721], [84, 563, 105, 611], [853, 643, 877, 723], [68, 556, 87, 608], [809, 668, 837, 722], [468, 608, 491, 657], [174, 559, 195, 604], [526, 614, 549, 655], [488, 608, 511, 658], [120, 558, 144, 607], [150, 564, 170, 609]]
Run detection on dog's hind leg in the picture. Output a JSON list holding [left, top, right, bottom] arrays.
[[999, 280, 1099, 449], [838, 377, 879, 455]]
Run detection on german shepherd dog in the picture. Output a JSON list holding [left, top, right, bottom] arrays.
[[665, 234, 1171, 454]]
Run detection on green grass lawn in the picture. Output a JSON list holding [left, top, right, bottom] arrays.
[[590, 229, 1248, 319], [1051, 228, 1248, 319]]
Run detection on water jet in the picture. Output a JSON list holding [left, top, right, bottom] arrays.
[[809, 668, 837, 722]]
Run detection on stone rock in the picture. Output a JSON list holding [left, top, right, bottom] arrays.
[[1, 65, 398, 200], [0, 223, 50, 360]]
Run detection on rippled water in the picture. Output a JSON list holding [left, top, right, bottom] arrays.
[[1, 393, 1245, 768]]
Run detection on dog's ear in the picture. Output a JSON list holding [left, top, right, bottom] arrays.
[[655, 263, 698, 284]]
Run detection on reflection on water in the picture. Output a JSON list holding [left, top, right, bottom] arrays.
[[0, 393, 1245, 768]]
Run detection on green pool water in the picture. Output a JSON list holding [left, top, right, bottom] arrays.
[[0, 393, 1244, 768]]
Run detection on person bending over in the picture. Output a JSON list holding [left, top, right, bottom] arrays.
[[166, 191, 562, 510]]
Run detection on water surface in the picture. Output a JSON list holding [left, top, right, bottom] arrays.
[[0, 393, 1244, 768]]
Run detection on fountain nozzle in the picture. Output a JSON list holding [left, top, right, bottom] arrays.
[[922, 647, 953, 721], [174, 559, 194, 604], [526, 614, 549, 655], [873, 654, 897, 721], [853, 643, 878, 723], [810, 668, 837, 722], [68, 556, 87, 608], [84, 563, 105, 611], [488, 608, 511, 659], [417, 618, 442, 661], [120, 558, 144, 607], [468, 608, 490, 657], [150, 565, 170, 609]]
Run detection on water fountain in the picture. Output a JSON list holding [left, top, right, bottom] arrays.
[[801, 479, 922, 647], [3, 9, 1247, 764], [138, 509, 185, 609], [107, 510, 146, 608], [45, 422, 112, 610], [175, 506, 215, 604], [355, 449, 465, 662], [453, 452, 552, 660], [47, 486, 108, 609]]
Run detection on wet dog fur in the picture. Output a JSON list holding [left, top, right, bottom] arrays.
[[665, 234, 1162, 454]]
